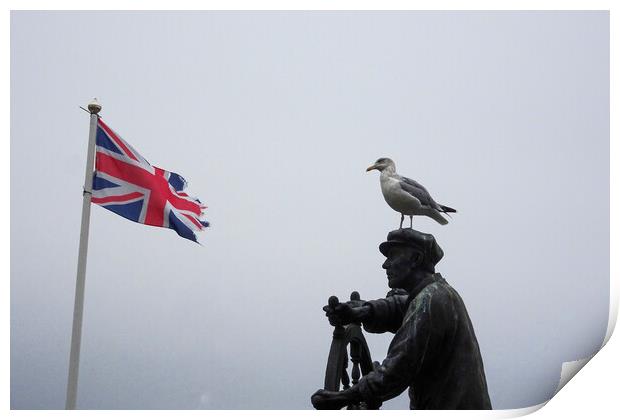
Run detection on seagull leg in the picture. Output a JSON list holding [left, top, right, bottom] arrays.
[[409, 215, 413, 228], [400, 214, 404, 229]]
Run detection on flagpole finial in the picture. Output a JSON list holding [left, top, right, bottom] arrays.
[[87, 98, 101, 114]]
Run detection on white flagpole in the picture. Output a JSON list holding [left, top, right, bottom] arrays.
[[66, 99, 101, 410]]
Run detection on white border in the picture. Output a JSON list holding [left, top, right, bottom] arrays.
[[5, 1, 616, 418]]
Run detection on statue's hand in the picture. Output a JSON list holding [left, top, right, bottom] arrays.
[[323, 297, 356, 326], [311, 389, 350, 410], [323, 296, 370, 326]]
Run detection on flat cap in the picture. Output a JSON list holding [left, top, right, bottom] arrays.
[[379, 229, 444, 266]]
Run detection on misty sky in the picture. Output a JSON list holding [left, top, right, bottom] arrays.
[[10, 11, 609, 409]]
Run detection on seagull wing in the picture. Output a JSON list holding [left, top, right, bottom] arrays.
[[398, 176, 441, 210]]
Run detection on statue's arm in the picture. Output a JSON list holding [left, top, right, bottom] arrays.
[[351, 292, 454, 405], [361, 293, 410, 334]]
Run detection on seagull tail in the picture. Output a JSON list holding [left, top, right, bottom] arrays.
[[429, 210, 449, 225], [440, 205, 457, 213]]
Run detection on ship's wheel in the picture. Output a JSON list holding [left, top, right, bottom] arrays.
[[322, 292, 381, 410]]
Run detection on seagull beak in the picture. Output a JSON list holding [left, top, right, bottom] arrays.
[[366, 164, 377, 172]]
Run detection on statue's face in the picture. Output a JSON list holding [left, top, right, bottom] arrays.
[[382, 245, 419, 289]]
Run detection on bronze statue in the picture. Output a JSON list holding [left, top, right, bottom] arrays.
[[311, 229, 492, 410]]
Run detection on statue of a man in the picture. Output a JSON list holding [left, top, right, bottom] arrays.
[[312, 229, 492, 410]]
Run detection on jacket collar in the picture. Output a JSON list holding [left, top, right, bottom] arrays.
[[407, 273, 444, 302]]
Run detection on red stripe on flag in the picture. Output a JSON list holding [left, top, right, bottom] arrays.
[[92, 191, 143, 205], [168, 194, 202, 215], [181, 212, 204, 229]]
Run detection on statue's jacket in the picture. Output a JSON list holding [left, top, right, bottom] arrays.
[[356, 274, 492, 409]]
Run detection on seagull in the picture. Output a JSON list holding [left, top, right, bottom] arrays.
[[366, 157, 457, 228]]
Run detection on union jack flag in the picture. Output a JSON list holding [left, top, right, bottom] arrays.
[[91, 119, 209, 242]]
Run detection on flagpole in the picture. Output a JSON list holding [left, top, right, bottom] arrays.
[[66, 99, 101, 410]]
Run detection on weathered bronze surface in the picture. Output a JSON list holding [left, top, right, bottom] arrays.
[[311, 228, 492, 410]]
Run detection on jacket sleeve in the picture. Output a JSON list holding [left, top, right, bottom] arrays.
[[362, 292, 410, 334], [353, 291, 453, 404]]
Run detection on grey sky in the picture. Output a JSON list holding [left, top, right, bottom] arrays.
[[11, 11, 609, 409]]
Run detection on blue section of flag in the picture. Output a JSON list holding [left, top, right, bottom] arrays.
[[92, 174, 120, 190], [168, 172, 186, 192], [103, 200, 144, 223], [96, 125, 123, 154], [169, 210, 197, 242]]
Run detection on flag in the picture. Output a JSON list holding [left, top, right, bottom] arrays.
[[91, 119, 209, 242]]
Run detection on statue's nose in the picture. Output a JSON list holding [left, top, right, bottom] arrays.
[[382, 260, 390, 269]]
